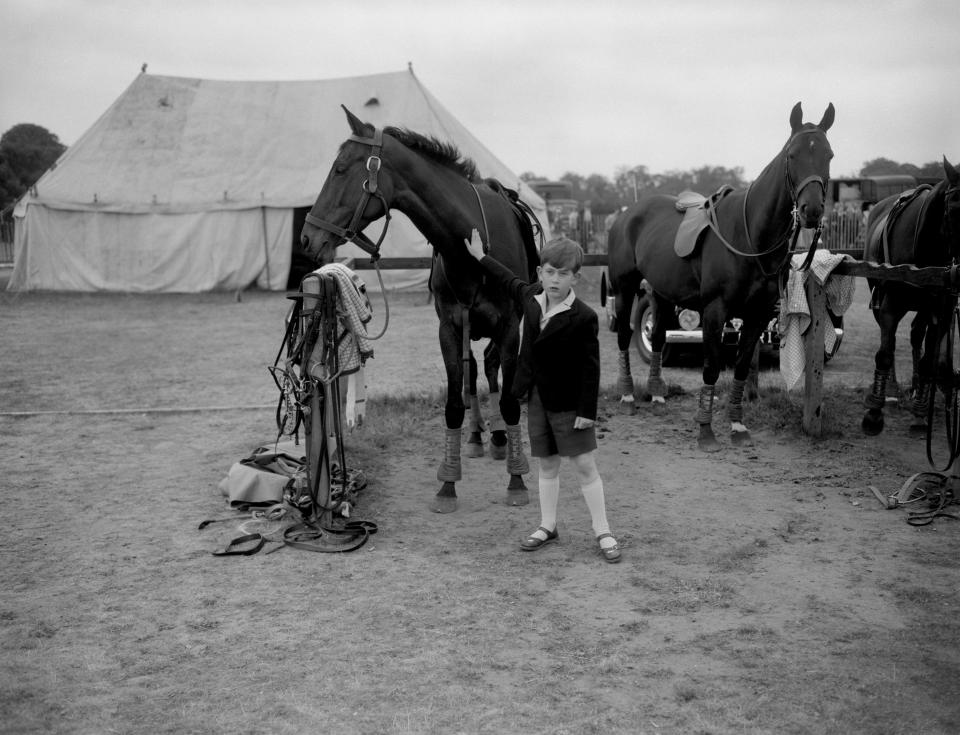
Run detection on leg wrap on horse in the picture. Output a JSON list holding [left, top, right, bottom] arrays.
[[728, 378, 746, 423], [617, 351, 635, 397], [647, 351, 667, 397], [506, 424, 530, 476], [436, 427, 462, 482], [863, 369, 889, 410], [695, 384, 716, 425]]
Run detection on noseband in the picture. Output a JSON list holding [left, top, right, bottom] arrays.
[[304, 128, 391, 260]]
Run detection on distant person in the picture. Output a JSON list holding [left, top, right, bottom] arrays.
[[464, 229, 621, 563]]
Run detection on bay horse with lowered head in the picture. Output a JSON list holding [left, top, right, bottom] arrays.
[[860, 157, 960, 438], [605, 102, 835, 451], [299, 106, 542, 513]]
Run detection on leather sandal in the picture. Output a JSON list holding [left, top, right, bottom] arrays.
[[520, 526, 558, 551], [597, 532, 621, 563]]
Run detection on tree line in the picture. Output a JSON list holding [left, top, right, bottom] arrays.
[[519, 157, 949, 217]]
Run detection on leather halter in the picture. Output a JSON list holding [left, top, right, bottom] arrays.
[[706, 127, 828, 274], [304, 128, 391, 259]]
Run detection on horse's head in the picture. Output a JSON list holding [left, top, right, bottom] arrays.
[[943, 156, 960, 255], [784, 102, 835, 228], [300, 106, 394, 266]]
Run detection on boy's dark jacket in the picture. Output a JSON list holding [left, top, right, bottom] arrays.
[[478, 254, 600, 420]]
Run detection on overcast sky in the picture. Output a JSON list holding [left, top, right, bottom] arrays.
[[2, 0, 957, 182]]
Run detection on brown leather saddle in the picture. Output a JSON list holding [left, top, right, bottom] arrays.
[[864, 185, 932, 265], [673, 185, 734, 258]]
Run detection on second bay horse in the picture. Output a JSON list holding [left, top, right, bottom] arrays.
[[605, 102, 835, 451]]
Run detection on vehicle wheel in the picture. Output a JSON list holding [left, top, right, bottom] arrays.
[[631, 295, 673, 365]]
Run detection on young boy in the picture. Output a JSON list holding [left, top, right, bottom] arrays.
[[464, 229, 621, 563]]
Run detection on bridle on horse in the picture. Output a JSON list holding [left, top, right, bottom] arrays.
[[302, 128, 393, 339], [304, 128, 392, 261], [706, 128, 829, 275]]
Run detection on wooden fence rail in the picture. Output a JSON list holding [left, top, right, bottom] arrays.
[[346, 252, 958, 439]]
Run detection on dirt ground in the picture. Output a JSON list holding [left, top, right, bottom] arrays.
[[2, 270, 959, 735]]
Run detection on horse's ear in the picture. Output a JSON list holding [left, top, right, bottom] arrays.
[[944, 156, 959, 185], [341, 105, 372, 137], [818, 103, 835, 132], [789, 102, 803, 133]]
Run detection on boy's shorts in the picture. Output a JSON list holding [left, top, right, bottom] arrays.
[[527, 387, 597, 458]]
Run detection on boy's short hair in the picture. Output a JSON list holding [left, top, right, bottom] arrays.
[[540, 237, 584, 272]]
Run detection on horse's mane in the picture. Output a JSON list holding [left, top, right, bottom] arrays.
[[383, 126, 480, 182]]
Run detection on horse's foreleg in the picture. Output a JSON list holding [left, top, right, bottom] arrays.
[[499, 329, 529, 506], [697, 304, 725, 452], [434, 319, 466, 513], [646, 294, 670, 404], [615, 288, 638, 412]]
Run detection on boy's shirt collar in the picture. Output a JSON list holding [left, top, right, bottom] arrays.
[[534, 288, 576, 327]]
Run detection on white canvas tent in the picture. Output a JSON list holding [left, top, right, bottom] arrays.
[[8, 67, 547, 292]]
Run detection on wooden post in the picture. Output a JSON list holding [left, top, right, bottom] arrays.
[[802, 275, 827, 436]]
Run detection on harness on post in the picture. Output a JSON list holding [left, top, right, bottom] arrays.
[[203, 264, 377, 555], [274, 265, 376, 551]]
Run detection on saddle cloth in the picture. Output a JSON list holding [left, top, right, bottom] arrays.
[[673, 186, 734, 258]]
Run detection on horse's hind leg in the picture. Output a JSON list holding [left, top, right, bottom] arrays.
[[433, 318, 466, 513], [614, 283, 639, 413], [646, 293, 670, 405], [497, 330, 530, 507], [696, 301, 726, 452], [465, 351, 485, 458], [728, 320, 765, 448], [907, 312, 930, 433], [862, 297, 906, 436], [482, 341, 508, 460]]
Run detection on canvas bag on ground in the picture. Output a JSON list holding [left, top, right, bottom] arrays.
[[218, 440, 306, 507]]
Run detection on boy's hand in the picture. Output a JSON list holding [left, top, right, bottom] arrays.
[[574, 417, 594, 430], [464, 228, 485, 260]]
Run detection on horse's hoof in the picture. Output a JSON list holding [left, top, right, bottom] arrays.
[[619, 397, 637, 415], [489, 431, 507, 460], [861, 411, 884, 436], [908, 422, 927, 437], [429, 495, 458, 514], [649, 398, 667, 415], [506, 488, 530, 506], [466, 441, 484, 458], [698, 426, 721, 452], [731, 429, 753, 447]]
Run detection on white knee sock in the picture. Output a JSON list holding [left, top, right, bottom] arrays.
[[538, 475, 560, 532], [581, 476, 612, 540]]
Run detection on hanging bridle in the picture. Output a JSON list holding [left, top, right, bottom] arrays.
[[706, 128, 829, 274], [303, 128, 391, 260]]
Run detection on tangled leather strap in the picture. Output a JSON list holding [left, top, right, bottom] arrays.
[[282, 519, 378, 553]]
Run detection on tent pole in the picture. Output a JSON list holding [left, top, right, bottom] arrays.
[[260, 205, 272, 288]]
